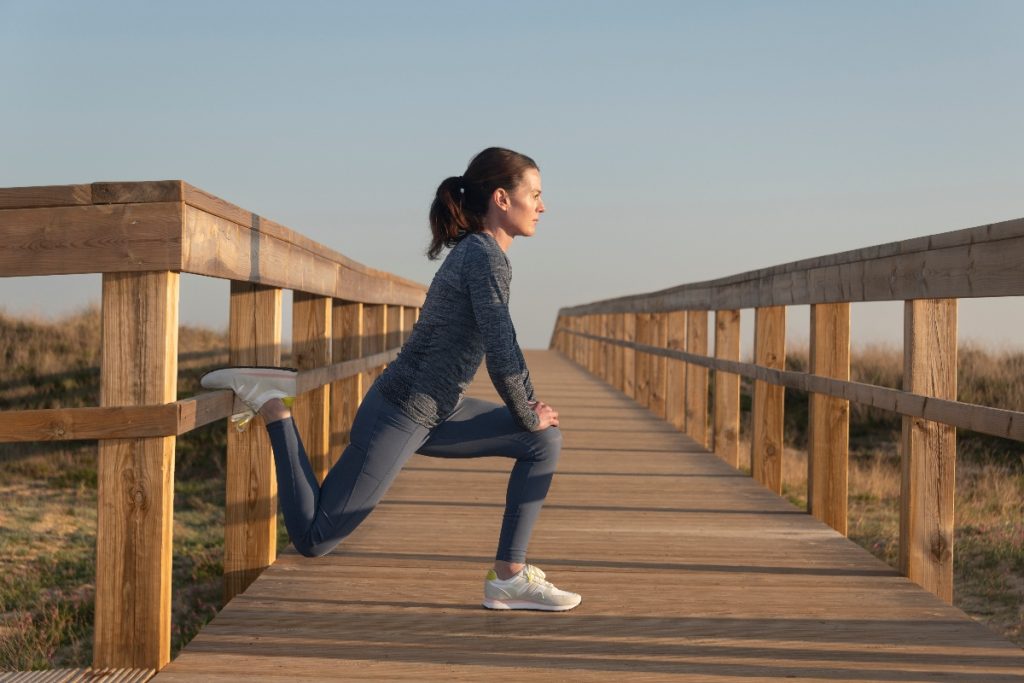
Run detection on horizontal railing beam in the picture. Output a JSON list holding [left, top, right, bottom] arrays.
[[557, 327, 1024, 442], [558, 215, 1024, 314]]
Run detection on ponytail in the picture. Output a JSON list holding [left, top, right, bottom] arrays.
[[426, 147, 538, 260]]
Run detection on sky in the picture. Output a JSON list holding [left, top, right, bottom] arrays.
[[2, 1, 1023, 355]]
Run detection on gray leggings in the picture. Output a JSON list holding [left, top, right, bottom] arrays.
[[265, 383, 563, 562]]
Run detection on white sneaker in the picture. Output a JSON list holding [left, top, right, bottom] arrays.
[[200, 367, 297, 413], [483, 564, 582, 611]]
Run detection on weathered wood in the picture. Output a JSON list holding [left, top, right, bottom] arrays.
[[224, 283, 281, 603], [292, 292, 332, 482], [808, 303, 851, 534], [713, 310, 741, 467], [161, 351, 1024, 682], [386, 305, 403, 351], [362, 304, 387, 387], [2, 668, 156, 682], [685, 311, 709, 448], [0, 202, 183, 277], [665, 311, 687, 432], [331, 302, 363, 459], [403, 306, 416, 344], [634, 314, 652, 408], [752, 306, 785, 493], [900, 299, 957, 604], [648, 313, 668, 418], [557, 215, 1024, 314], [94, 271, 178, 670], [622, 314, 636, 398], [559, 325, 1024, 443], [0, 182, 92, 209]]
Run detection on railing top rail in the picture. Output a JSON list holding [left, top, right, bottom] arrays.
[[0, 180, 427, 307], [559, 214, 1024, 315]]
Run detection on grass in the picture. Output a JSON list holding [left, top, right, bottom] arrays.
[[1, 309, 1022, 668]]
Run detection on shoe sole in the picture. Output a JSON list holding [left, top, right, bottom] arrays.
[[481, 597, 582, 612]]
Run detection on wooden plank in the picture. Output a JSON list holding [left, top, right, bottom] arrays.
[[91, 181, 184, 205], [649, 313, 668, 418], [751, 306, 785, 494], [403, 306, 417, 344], [362, 304, 387, 387], [224, 283, 281, 603], [0, 202, 182, 277], [293, 292, 332, 482], [713, 310, 741, 468], [330, 302, 363, 460], [180, 204, 427, 307], [808, 303, 851, 534], [1, 668, 155, 682], [559, 325, 1024, 443], [664, 311, 687, 432], [0, 183, 92, 209], [685, 311, 709, 448], [386, 304, 403, 351], [634, 313, 652, 408], [160, 351, 1024, 682], [0, 404, 178, 442], [94, 271, 178, 670], [900, 299, 957, 604], [556, 215, 1024, 313], [622, 314, 636, 399]]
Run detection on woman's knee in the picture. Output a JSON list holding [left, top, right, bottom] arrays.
[[530, 425, 563, 460]]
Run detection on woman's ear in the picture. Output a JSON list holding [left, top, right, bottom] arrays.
[[492, 187, 510, 211]]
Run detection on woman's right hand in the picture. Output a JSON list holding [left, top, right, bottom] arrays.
[[530, 400, 559, 430]]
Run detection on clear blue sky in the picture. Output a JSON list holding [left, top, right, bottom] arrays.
[[2, 1, 1023, 353]]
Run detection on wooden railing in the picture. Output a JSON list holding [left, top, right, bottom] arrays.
[[0, 181, 427, 671], [550, 214, 1024, 607]]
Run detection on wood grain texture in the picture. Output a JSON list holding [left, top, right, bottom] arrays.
[[402, 306, 416, 345], [900, 299, 957, 604], [634, 314, 653, 409], [556, 215, 1024, 313], [809, 303, 851, 535], [94, 271, 178, 670], [362, 305, 386, 387], [649, 313, 668, 418], [0, 202, 182, 277], [685, 311, 709, 448], [714, 310, 741, 467], [752, 307, 785, 494], [665, 311, 687, 432], [0, 183, 92, 209], [386, 305, 403, 352], [331, 302, 363, 461], [622, 314, 636, 399], [224, 283, 281, 603], [293, 292, 332, 482], [157, 351, 1024, 682]]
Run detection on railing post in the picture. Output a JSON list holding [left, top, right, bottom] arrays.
[[94, 271, 178, 670], [900, 298, 957, 603], [635, 313, 652, 407], [330, 302, 363, 459], [665, 311, 687, 432], [685, 310, 709, 448], [387, 305, 403, 351], [611, 313, 624, 391], [293, 292, 331, 482], [600, 313, 612, 383], [403, 306, 417, 344], [362, 304, 386, 386], [224, 282, 281, 602], [713, 309, 741, 467], [649, 312, 668, 418], [623, 313, 636, 399], [752, 306, 785, 492], [809, 303, 851, 534]]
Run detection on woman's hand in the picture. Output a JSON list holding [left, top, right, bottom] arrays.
[[529, 399, 559, 430]]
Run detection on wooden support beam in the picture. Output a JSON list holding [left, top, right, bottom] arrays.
[[293, 292, 331, 482], [622, 314, 636, 399], [900, 298, 957, 604], [752, 306, 785, 493], [665, 311, 687, 432], [809, 303, 851, 534], [224, 282, 281, 603], [713, 310, 741, 468], [634, 314, 652, 408], [403, 306, 417, 344], [386, 305, 403, 351], [649, 313, 668, 418], [362, 304, 386, 387], [94, 271, 178, 670], [331, 302, 363, 459], [685, 311, 709, 447]]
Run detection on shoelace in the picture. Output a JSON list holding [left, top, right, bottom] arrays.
[[524, 565, 554, 588]]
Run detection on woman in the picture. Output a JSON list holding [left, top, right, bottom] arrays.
[[202, 147, 581, 611]]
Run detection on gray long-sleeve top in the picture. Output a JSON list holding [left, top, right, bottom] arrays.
[[375, 232, 539, 431]]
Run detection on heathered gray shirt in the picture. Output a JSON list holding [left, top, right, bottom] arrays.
[[375, 232, 539, 431]]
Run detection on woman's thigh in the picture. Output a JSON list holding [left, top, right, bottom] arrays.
[[418, 396, 560, 460]]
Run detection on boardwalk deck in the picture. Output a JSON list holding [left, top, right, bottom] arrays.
[[155, 351, 1024, 681]]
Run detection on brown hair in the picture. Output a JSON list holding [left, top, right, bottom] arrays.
[[427, 147, 538, 260]]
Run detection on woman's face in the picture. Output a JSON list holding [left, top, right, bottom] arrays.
[[500, 168, 545, 238]]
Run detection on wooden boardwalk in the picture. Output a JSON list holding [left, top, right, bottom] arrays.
[[155, 351, 1024, 682]]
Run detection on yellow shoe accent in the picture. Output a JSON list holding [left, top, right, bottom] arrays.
[[486, 569, 498, 580]]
